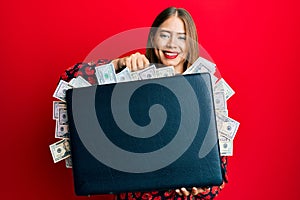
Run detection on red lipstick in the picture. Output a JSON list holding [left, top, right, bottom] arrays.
[[163, 51, 178, 59]]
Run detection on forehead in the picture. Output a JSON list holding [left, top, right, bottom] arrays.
[[159, 16, 185, 33]]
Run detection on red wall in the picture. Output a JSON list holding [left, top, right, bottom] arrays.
[[1, 0, 299, 199]]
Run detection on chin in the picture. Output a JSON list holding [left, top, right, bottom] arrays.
[[161, 60, 177, 67]]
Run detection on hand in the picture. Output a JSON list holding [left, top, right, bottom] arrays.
[[175, 187, 207, 197], [113, 52, 150, 72]]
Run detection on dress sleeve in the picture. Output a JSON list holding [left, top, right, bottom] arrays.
[[59, 58, 111, 84]]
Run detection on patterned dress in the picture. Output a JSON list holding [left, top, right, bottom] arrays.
[[59, 59, 229, 200]]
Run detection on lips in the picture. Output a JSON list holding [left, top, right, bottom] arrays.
[[163, 51, 179, 59]]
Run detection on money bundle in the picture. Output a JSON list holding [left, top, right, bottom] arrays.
[[95, 63, 176, 84], [50, 76, 92, 167], [49, 58, 240, 167], [184, 57, 240, 156]]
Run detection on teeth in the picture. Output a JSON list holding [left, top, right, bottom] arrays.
[[164, 52, 178, 56]]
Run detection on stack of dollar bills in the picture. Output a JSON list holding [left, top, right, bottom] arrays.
[[184, 57, 239, 156], [49, 57, 240, 167]]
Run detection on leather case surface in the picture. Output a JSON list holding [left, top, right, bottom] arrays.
[[66, 73, 222, 196]]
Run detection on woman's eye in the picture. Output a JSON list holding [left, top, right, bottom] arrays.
[[178, 36, 186, 40], [160, 33, 170, 39]]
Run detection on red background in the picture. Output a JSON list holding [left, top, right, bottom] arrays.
[[1, 0, 299, 199]]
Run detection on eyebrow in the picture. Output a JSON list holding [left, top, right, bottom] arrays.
[[159, 29, 186, 35]]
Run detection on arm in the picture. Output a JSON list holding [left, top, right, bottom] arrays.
[[59, 58, 111, 84], [60, 52, 150, 84]]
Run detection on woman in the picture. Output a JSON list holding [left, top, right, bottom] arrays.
[[112, 7, 199, 75], [60, 7, 228, 200]]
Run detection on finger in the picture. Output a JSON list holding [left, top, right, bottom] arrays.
[[142, 55, 150, 68], [131, 54, 138, 71], [137, 57, 145, 70], [124, 57, 132, 71], [180, 187, 190, 196], [191, 187, 205, 196], [135, 53, 148, 70], [175, 189, 182, 196], [191, 187, 198, 195], [117, 58, 126, 70]]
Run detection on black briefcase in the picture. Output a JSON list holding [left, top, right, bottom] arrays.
[[66, 73, 222, 196]]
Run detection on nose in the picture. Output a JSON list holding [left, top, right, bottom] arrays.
[[166, 35, 177, 48]]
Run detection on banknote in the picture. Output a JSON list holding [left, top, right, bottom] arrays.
[[156, 66, 175, 78], [53, 101, 66, 120], [69, 76, 91, 88], [137, 64, 157, 80], [55, 121, 69, 138], [58, 108, 68, 124], [116, 67, 132, 83], [95, 62, 117, 85], [184, 56, 216, 75], [49, 139, 71, 163], [65, 157, 72, 168], [183, 57, 218, 85], [216, 112, 240, 140], [216, 109, 229, 117], [68, 78, 76, 86], [53, 80, 72, 102], [214, 78, 235, 100], [55, 123, 69, 138], [211, 74, 218, 85], [55, 107, 69, 138], [130, 71, 140, 81], [214, 91, 227, 111], [219, 139, 233, 156]]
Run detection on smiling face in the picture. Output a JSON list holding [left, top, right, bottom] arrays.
[[153, 16, 188, 74]]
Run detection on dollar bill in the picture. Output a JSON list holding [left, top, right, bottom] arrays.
[[58, 107, 68, 125], [53, 101, 66, 120], [55, 121, 70, 138], [137, 64, 157, 80], [211, 74, 218, 85], [214, 91, 227, 111], [95, 62, 117, 85], [156, 66, 175, 78], [183, 57, 218, 86], [65, 157, 72, 168], [68, 78, 76, 86], [219, 139, 233, 156], [116, 67, 132, 83], [49, 139, 71, 163], [214, 78, 235, 100], [69, 76, 91, 88], [53, 80, 72, 102], [130, 71, 140, 81], [216, 112, 240, 140], [216, 109, 229, 117], [55, 107, 69, 138], [184, 56, 216, 75]]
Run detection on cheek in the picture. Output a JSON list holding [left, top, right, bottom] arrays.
[[179, 41, 187, 51], [154, 48, 160, 59], [154, 37, 167, 49], [180, 44, 188, 57]]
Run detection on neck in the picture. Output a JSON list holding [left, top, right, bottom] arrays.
[[174, 65, 184, 74]]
